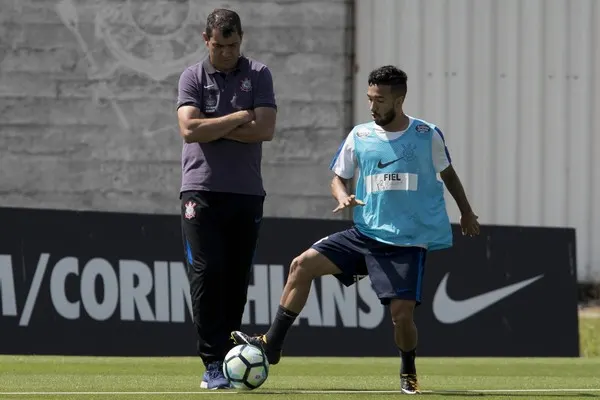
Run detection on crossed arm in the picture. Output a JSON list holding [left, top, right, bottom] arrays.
[[177, 106, 276, 144], [224, 107, 276, 143]]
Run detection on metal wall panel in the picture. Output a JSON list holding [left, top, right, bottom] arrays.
[[354, 0, 600, 282]]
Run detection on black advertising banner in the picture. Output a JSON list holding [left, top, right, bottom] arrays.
[[0, 207, 579, 357], [419, 225, 579, 357]]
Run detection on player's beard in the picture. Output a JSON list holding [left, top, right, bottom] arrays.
[[373, 108, 396, 127]]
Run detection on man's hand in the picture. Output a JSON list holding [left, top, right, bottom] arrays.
[[241, 109, 255, 123], [460, 211, 480, 236], [332, 194, 365, 213]]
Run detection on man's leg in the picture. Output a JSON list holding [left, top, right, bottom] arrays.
[[366, 246, 426, 395], [222, 194, 264, 350], [181, 191, 231, 389], [232, 248, 341, 364], [390, 299, 419, 393], [231, 228, 367, 364]]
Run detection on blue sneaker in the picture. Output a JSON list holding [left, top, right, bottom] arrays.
[[200, 362, 231, 390]]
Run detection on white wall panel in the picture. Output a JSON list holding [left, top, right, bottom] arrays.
[[354, 0, 600, 282]]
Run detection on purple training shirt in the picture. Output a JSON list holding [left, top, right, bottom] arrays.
[[176, 56, 276, 196]]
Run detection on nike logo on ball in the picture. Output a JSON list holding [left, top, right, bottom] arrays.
[[432, 273, 544, 324]]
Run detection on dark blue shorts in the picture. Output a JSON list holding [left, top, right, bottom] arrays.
[[311, 226, 427, 305]]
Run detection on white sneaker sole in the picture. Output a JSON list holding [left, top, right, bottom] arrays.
[[401, 388, 420, 395], [201, 380, 232, 390]]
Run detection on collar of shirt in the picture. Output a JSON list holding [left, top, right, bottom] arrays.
[[202, 56, 248, 75]]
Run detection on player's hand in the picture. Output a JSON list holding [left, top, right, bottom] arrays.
[[332, 194, 365, 213], [460, 211, 480, 237]]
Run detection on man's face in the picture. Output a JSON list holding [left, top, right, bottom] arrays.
[[367, 84, 400, 126], [203, 29, 242, 71]]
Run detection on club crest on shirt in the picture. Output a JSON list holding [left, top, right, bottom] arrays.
[[400, 143, 417, 162], [184, 201, 197, 219], [415, 124, 431, 139], [240, 77, 252, 92]]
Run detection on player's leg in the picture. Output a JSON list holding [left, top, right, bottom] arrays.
[[265, 247, 343, 346], [231, 248, 341, 364], [365, 246, 427, 395], [181, 191, 231, 390], [231, 228, 366, 364], [391, 299, 420, 394]]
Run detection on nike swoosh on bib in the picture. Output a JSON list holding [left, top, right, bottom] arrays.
[[432, 273, 544, 324], [377, 158, 401, 169]]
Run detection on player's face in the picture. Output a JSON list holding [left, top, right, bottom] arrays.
[[203, 30, 242, 72], [367, 85, 398, 126]]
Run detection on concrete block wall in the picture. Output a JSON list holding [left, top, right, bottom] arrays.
[[0, 0, 354, 219]]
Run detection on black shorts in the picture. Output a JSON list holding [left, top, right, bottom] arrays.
[[311, 226, 427, 305]]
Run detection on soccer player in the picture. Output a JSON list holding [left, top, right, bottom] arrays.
[[176, 8, 277, 390], [231, 65, 480, 394]]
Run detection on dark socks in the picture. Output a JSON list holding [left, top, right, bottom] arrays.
[[265, 305, 298, 349], [400, 348, 417, 374]]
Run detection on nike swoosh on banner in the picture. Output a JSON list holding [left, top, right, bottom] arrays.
[[432, 273, 544, 324]]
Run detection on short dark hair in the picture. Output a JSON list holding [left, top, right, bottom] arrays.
[[368, 65, 408, 97], [205, 9, 243, 39]]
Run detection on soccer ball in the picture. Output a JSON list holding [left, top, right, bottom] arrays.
[[222, 344, 269, 390]]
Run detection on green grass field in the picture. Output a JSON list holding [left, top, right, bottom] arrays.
[[579, 312, 600, 357], [0, 316, 598, 400]]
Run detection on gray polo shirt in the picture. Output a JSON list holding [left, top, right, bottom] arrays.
[[176, 56, 276, 196]]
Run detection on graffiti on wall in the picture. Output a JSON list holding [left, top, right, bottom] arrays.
[[55, 0, 218, 133]]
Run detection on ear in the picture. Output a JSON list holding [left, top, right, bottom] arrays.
[[202, 32, 210, 44], [395, 95, 405, 109]]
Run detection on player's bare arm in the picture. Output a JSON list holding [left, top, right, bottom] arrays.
[[440, 165, 480, 236], [177, 105, 253, 143], [224, 107, 276, 143], [331, 175, 365, 213]]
